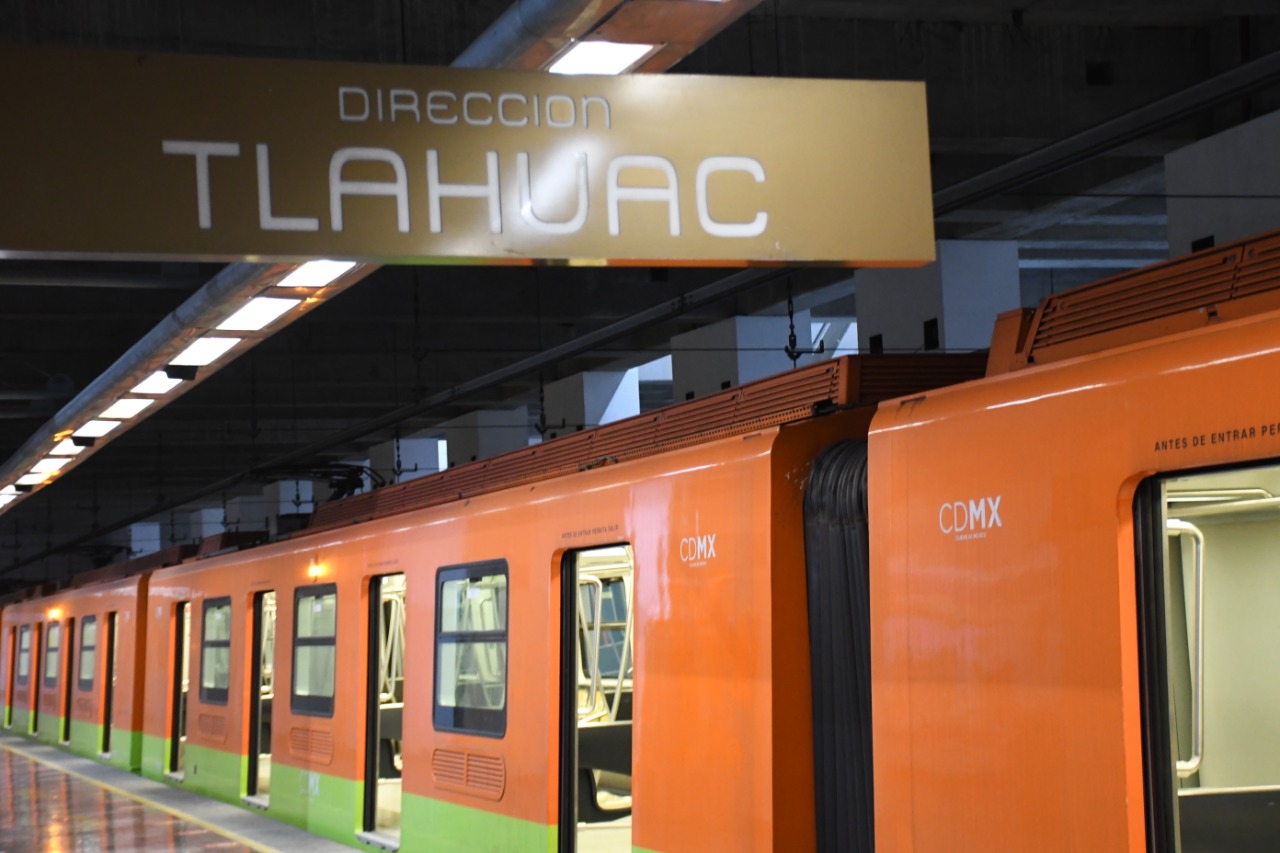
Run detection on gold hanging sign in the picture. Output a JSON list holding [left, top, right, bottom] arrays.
[[0, 46, 935, 266]]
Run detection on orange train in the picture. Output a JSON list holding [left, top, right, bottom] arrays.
[[5, 230, 1280, 852]]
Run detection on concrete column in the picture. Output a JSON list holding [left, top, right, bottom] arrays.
[[671, 315, 812, 402], [855, 240, 1020, 352], [225, 494, 269, 533], [108, 522, 161, 558], [1166, 109, 1280, 257], [185, 507, 226, 541], [541, 370, 640, 440], [262, 481, 315, 537], [440, 406, 531, 468], [368, 435, 445, 484]]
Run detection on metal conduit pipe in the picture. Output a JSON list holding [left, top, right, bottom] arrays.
[[0, 262, 373, 492], [452, 0, 616, 70]]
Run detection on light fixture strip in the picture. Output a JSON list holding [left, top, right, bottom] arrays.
[[170, 336, 242, 367], [99, 398, 156, 420], [132, 371, 184, 395], [217, 295, 302, 332], [547, 41, 658, 75], [276, 259, 357, 289]]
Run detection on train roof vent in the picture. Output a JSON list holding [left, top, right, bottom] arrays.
[[308, 352, 986, 531], [999, 229, 1280, 371]]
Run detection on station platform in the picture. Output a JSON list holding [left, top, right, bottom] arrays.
[[0, 731, 354, 853]]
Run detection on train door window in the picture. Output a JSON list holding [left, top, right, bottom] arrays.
[[560, 546, 634, 853], [434, 561, 507, 736], [1139, 466, 1280, 852], [15, 626, 30, 686], [60, 617, 75, 744], [199, 598, 232, 705], [247, 591, 276, 803], [292, 584, 337, 716], [362, 573, 406, 842], [78, 617, 96, 692], [169, 602, 191, 776], [102, 612, 117, 755], [43, 622, 60, 689]]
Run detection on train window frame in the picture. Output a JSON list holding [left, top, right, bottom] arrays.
[[43, 621, 61, 689], [433, 560, 509, 738], [199, 597, 232, 705], [16, 625, 31, 686], [78, 616, 97, 692], [291, 583, 338, 717]]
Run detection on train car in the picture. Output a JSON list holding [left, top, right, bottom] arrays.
[[130, 353, 981, 853], [0, 562, 158, 771], [868, 229, 1280, 852], [7, 229, 1280, 853]]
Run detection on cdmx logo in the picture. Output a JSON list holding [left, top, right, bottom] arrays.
[[679, 532, 718, 567], [938, 496, 1003, 539]]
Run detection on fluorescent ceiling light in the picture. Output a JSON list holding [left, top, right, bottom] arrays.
[[276, 259, 357, 289], [132, 371, 184, 395], [50, 439, 85, 456], [17, 473, 47, 486], [1, 485, 17, 495], [73, 419, 123, 438], [171, 336, 241, 367], [217, 296, 302, 332], [548, 41, 656, 75], [0, 494, 15, 507], [31, 457, 67, 474], [99, 398, 156, 420]]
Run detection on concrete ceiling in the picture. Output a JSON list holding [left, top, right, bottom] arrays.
[[3, 0, 1280, 590]]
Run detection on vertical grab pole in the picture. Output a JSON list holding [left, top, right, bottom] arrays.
[[1167, 519, 1205, 779]]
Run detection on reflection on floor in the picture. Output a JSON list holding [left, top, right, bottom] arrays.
[[0, 731, 354, 853], [257, 753, 271, 796], [0, 746, 253, 852]]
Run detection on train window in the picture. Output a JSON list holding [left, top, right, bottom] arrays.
[[200, 598, 232, 705], [1139, 466, 1280, 851], [16, 625, 30, 685], [78, 617, 96, 692], [292, 584, 337, 716], [434, 561, 508, 737], [43, 622, 61, 688]]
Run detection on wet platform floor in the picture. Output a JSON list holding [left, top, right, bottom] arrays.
[[0, 732, 352, 853]]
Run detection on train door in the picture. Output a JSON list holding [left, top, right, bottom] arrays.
[[1138, 465, 1280, 852], [60, 617, 75, 744], [246, 591, 276, 804], [3, 626, 13, 728], [77, 617, 98, 747], [559, 545, 634, 853], [29, 623, 41, 734], [362, 573, 406, 843], [102, 613, 117, 755], [169, 601, 191, 776]]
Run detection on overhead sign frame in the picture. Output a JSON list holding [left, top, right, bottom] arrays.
[[0, 46, 935, 267]]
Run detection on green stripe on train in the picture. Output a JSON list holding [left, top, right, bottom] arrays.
[[401, 792, 556, 852]]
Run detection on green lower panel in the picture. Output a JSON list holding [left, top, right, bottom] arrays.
[[270, 762, 362, 844], [35, 711, 66, 744], [141, 732, 176, 780], [402, 792, 555, 853], [183, 741, 247, 804], [68, 720, 103, 757]]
